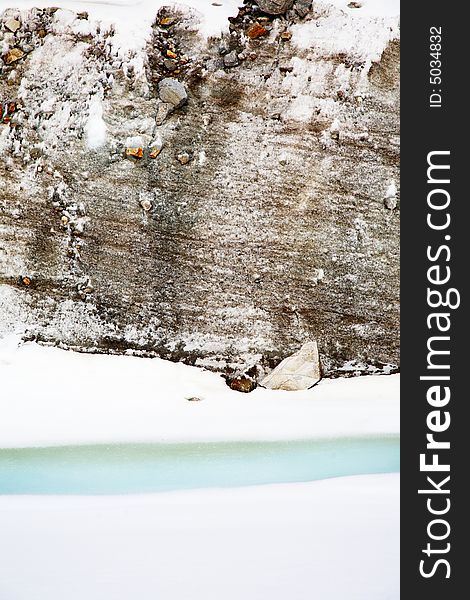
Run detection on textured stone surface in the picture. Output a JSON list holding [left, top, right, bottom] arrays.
[[157, 78, 188, 108], [0, 4, 400, 379], [261, 341, 321, 390], [256, 1, 295, 15]]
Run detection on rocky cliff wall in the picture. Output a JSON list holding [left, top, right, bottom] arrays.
[[0, 1, 400, 380]]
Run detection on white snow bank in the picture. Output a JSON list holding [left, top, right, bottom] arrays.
[[4, 2, 400, 58], [291, 0, 399, 63], [0, 473, 399, 600], [327, 0, 400, 18], [4, 0, 242, 52], [0, 339, 399, 448]]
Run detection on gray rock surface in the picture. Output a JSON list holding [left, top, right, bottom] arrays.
[[256, 1, 295, 15], [0, 5, 400, 379], [261, 341, 321, 390], [223, 50, 239, 68], [157, 78, 188, 108]]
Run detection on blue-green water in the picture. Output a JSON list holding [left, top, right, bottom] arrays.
[[0, 436, 399, 495]]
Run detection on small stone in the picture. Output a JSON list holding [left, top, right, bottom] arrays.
[[5, 18, 21, 33], [294, 0, 311, 18], [155, 102, 174, 125], [247, 23, 268, 39], [206, 57, 225, 72], [256, 0, 294, 15], [384, 196, 397, 210], [149, 139, 163, 158], [223, 50, 239, 68], [29, 147, 42, 159], [125, 147, 144, 159], [186, 396, 203, 402], [61, 215, 69, 226], [261, 341, 321, 391], [280, 31, 292, 41], [3, 48, 25, 65], [163, 58, 177, 71], [22, 276, 31, 286], [176, 151, 191, 165], [228, 376, 257, 393], [158, 78, 188, 108], [348, 2, 362, 8], [166, 49, 177, 59], [159, 16, 176, 27], [140, 199, 152, 211]]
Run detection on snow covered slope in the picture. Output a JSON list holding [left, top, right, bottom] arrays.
[[0, 339, 399, 448], [4, 1, 241, 51], [0, 474, 399, 600]]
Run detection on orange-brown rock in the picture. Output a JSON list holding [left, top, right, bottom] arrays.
[[3, 48, 25, 65], [247, 23, 268, 39], [125, 147, 144, 159]]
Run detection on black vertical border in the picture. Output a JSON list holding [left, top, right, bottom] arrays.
[[401, 1, 467, 597]]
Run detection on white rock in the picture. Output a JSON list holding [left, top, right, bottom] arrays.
[[261, 341, 321, 391], [157, 78, 188, 109], [5, 18, 21, 33]]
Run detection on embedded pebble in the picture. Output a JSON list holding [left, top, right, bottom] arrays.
[[176, 152, 191, 165], [228, 376, 257, 393], [140, 199, 152, 211], [223, 50, 239, 68], [155, 102, 174, 125], [294, 0, 312, 18], [125, 147, 144, 159], [256, 0, 294, 15], [157, 78, 188, 108], [5, 18, 21, 33], [148, 135, 163, 158], [3, 48, 25, 65], [163, 58, 177, 71], [247, 23, 267, 39]]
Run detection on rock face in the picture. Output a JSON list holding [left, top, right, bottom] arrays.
[[157, 78, 188, 108], [261, 341, 321, 390], [0, 4, 400, 380], [256, 1, 295, 15]]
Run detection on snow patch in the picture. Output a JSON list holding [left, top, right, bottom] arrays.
[[6, 1, 242, 53], [291, 0, 399, 66], [85, 94, 107, 149]]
